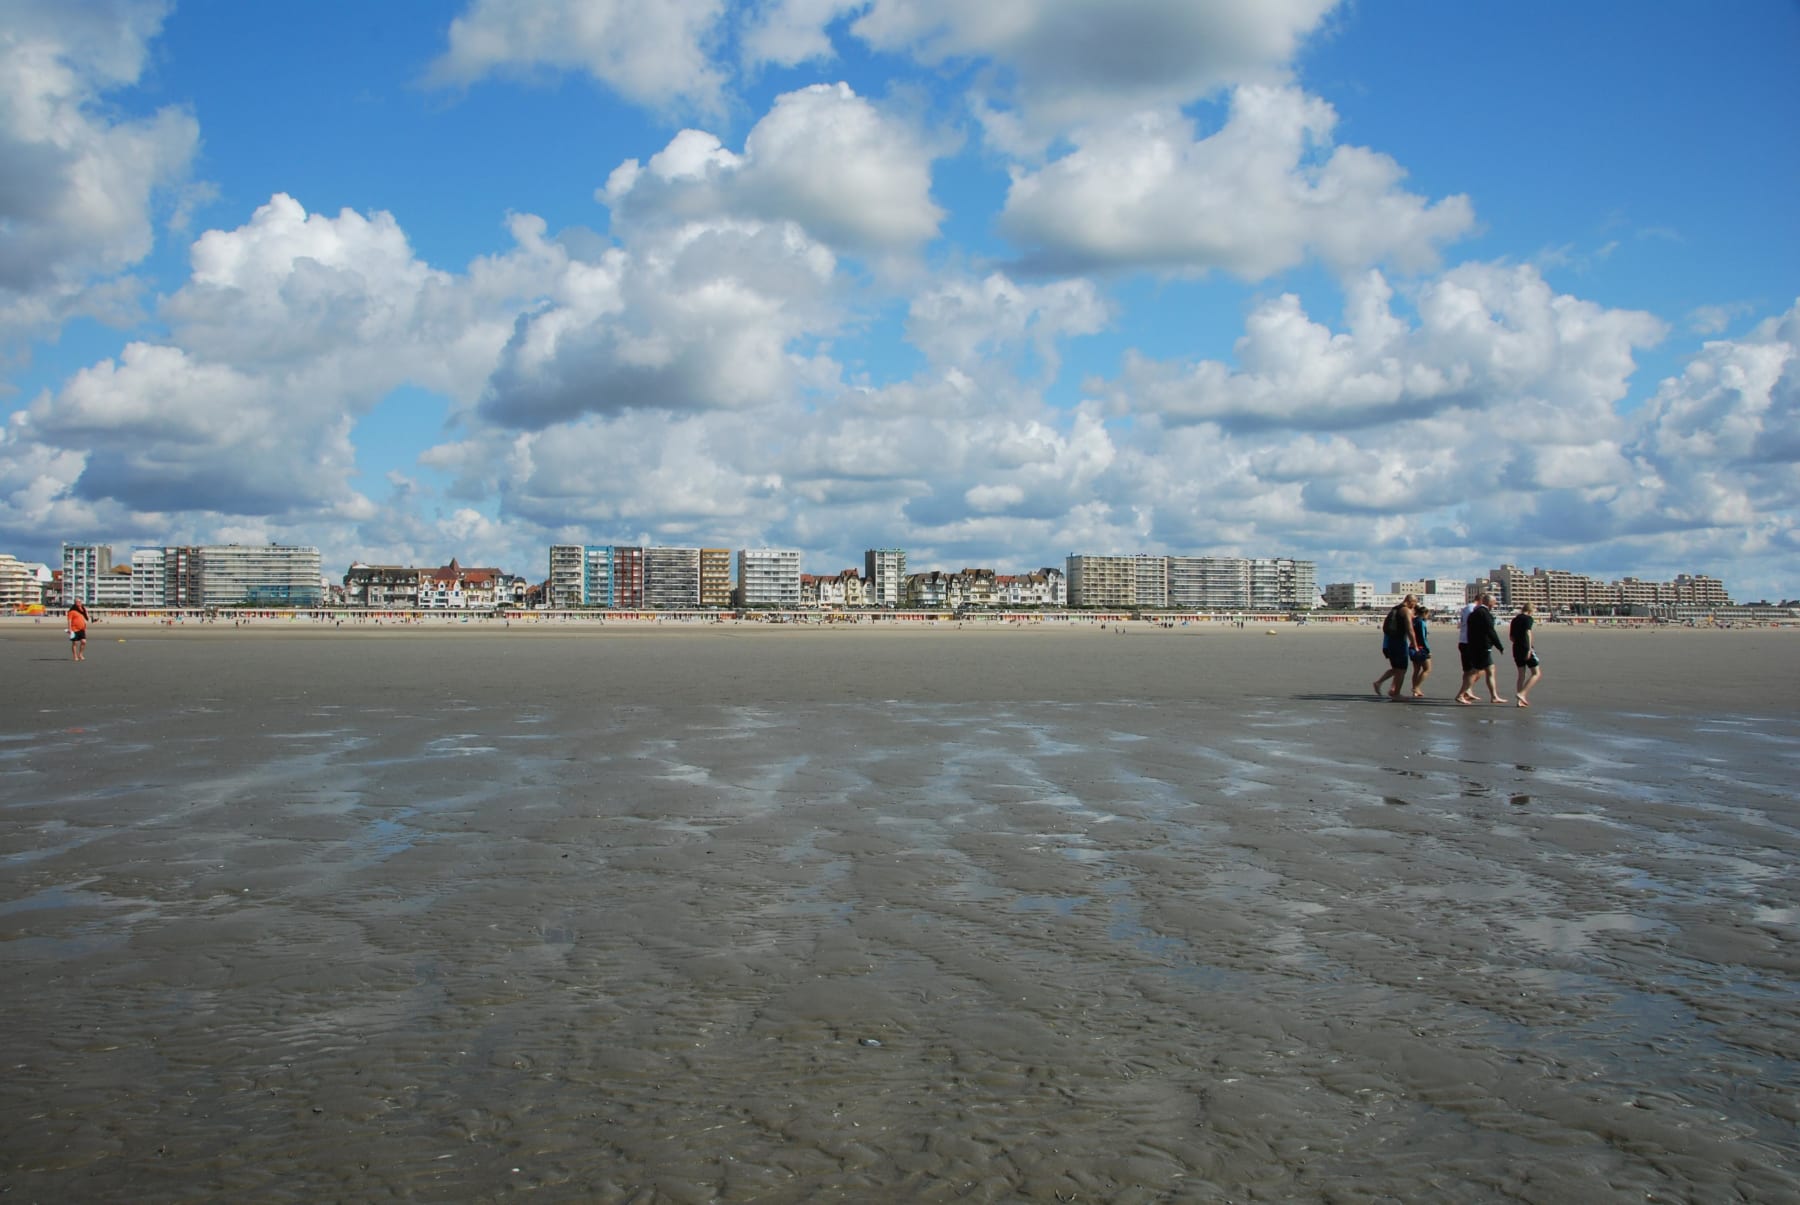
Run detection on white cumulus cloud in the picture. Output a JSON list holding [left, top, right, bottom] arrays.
[[1001, 87, 1473, 279], [429, 0, 729, 112], [0, 0, 198, 347]]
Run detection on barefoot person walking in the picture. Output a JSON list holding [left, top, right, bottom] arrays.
[[1511, 602, 1543, 706], [1373, 595, 1419, 699], [1457, 593, 1506, 704], [1409, 606, 1434, 698]]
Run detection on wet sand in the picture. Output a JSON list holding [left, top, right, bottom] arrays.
[[2, 625, 1797, 1201]]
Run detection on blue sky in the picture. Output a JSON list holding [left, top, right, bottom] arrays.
[[2, 0, 1797, 599]]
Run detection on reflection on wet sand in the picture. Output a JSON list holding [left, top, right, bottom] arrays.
[[2, 629, 1797, 1201]]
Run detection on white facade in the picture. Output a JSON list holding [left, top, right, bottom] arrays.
[[864, 548, 906, 608], [61, 544, 113, 606], [738, 548, 801, 607], [0, 554, 41, 608], [199, 545, 323, 607], [95, 567, 134, 608], [131, 549, 166, 608]]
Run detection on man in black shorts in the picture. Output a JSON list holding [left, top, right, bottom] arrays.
[[1511, 602, 1542, 707], [1457, 593, 1506, 705]]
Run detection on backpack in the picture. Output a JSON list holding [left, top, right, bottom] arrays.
[[1382, 606, 1405, 638]]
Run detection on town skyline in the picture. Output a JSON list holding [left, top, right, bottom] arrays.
[[22, 539, 1774, 610], [2, 4, 1795, 600]]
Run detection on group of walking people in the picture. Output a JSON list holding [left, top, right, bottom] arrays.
[[1374, 593, 1542, 707]]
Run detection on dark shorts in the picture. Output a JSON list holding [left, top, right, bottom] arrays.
[[1458, 643, 1473, 673], [1385, 644, 1409, 670], [70, 631, 84, 643], [1513, 646, 1533, 667], [1468, 646, 1494, 671]]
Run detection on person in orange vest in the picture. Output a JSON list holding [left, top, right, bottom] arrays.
[[67, 601, 89, 661]]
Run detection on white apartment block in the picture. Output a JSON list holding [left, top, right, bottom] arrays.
[[738, 548, 801, 607], [864, 548, 907, 608], [131, 549, 166, 608], [95, 566, 134, 608], [0, 554, 45, 608], [198, 545, 323, 607], [61, 544, 113, 605]]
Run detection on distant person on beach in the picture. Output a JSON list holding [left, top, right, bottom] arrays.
[[1511, 603, 1542, 707], [66, 601, 89, 661], [1373, 594, 1418, 699], [1409, 606, 1433, 698], [1457, 594, 1506, 704]]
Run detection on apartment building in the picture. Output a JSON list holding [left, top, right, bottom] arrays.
[[1066, 554, 1136, 608], [700, 548, 733, 608], [548, 545, 585, 608], [1074, 553, 1317, 611], [61, 544, 112, 606], [644, 546, 701, 609], [199, 545, 323, 607], [1322, 581, 1375, 610], [864, 548, 907, 608], [1133, 555, 1169, 609], [131, 549, 165, 608], [738, 548, 801, 607], [0, 554, 45, 608], [611, 546, 646, 608], [582, 546, 613, 607], [95, 565, 134, 608], [1168, 556, 1252, 610]]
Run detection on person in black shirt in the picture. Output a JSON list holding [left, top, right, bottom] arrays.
[[1510, 602, 1542, 707], [1457, 593, 1507, 704]]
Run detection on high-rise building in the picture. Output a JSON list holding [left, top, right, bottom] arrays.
[[61, 544, 113, 605], [198, 545, 322, 607], [548, 545, 585, 608], [644, 546, 701, 609], [1065, 554, 1135, 608], [864, 548, 906, 608], [159, 546, 204, 608], [1133, 554, 1169, 608], [699, 548, 733, 608], [611, 546, 646, 608], [739, 548, 801, 607], [131, 549, 165, 608], [582, 546, 612, 607]]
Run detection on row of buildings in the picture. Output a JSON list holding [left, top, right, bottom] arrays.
[[9, 542, 1742, 618], [1323, 566, 1736, 619], [40, 544, 326, 609]]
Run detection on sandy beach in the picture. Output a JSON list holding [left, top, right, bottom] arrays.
[[2, 623, 1797, 1201]]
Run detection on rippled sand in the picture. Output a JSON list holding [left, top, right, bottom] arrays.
[[2, 625, 1797, 1202]]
